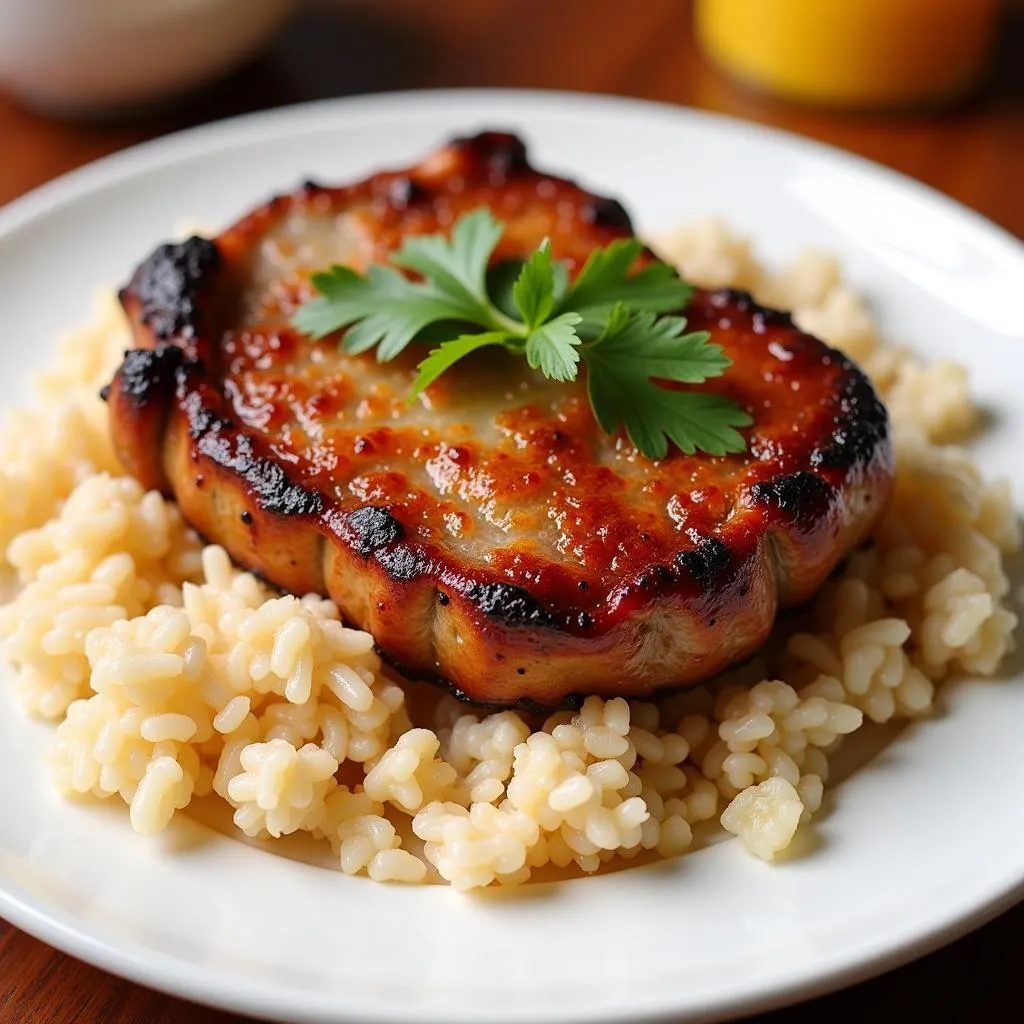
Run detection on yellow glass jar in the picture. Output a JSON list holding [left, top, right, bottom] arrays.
[[695, 0, 1001, 108]]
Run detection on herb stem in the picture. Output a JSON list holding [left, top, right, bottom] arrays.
[[486, 309, 530, 337]]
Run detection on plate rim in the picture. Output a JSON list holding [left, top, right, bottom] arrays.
[[3, 869, 1021, 1024], [2, 87, 1021, 252], [1, 87, 1023, 1024]]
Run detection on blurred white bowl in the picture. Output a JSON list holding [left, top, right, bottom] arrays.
[[0, 0, 296, 114]]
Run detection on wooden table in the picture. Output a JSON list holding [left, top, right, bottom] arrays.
[[1, 2, 1021, 1022]]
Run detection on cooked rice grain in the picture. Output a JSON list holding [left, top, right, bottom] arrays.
[[0, 293, 128, 557], [0, 476, 202, 718]]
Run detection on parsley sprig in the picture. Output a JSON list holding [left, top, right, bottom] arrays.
[[292, 209, 751, 459]]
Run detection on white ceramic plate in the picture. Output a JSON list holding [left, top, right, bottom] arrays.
[[1, 90, 1022, 1024]]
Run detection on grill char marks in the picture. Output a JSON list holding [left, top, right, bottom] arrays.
[[464, 581, 557, 629], [178, 381, 324, 519], [710, 287, 795, 330], [106, 346, 191, 492], [376, 545, 427, 583], [194, 431, 325, 518], [703, 286, 890, 477], [121, 237, 219, 342], [811, 360, 892, 473], [107, 131, 894, 707], [581, 196, 633, 230], [346, 505, 404, 556], [749, 471, 834, 530], [675, 537, 732, 590], [115, 345, 187, 407]]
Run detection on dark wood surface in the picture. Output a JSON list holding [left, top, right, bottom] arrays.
[[1, 2, 1021, 1022]]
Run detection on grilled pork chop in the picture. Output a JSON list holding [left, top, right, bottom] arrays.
[[106, 132, 893, 707]]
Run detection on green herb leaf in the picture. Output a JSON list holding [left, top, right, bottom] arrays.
[[525, 312, 583, 382], [409, 331, 511, 399], [587, 371, 751, 460], [391, 208, 506, 328], [582, 309, 752, 459], [587, 307, 732, 382], [292, 207, 751, 459], [559, 238, 693, 332], [293, 265, 478, 361], [487, 259, 527, 321], [512, 239, 555, 329]]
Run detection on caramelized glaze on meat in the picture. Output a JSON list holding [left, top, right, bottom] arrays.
[[106, 132, 893, 707]]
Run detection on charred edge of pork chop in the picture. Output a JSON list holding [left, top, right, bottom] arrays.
[[106, 131, 893, 706], [708, 288, 889, 476], [117, 236, 219, 343], [107, 330, 880, 621]]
